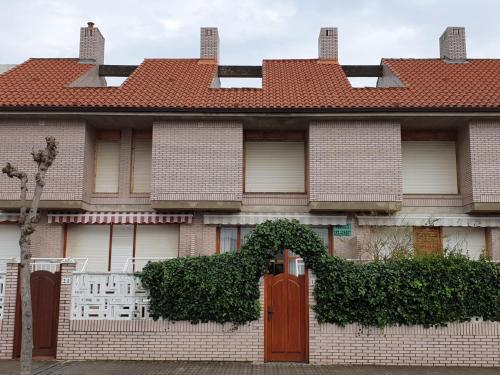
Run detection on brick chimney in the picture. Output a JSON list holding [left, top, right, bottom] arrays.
[[200, 27, 219, 62], [439, 27, 466, 61], [79, 22, 105, 64], [318, 27, 338, 60]]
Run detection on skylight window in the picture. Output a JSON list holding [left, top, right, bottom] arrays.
[[105, 76, 127, 87], [219, 77, 262, 89], [347, 77, 378, 88]]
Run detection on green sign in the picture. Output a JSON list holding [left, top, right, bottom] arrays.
[[334, 224, 352, 237]]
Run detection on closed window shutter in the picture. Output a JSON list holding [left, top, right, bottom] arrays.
[[0, 225, 20, 259], [135, 225, 178, 270], [245, 141, 305, 193], [132, 140, 152, 193], [110, 225, 134, 272], [94, 141, 120, 193], [402, 141, 458, 194], [442, 227, 485, 260], [413, 227, 442, 255], [67, 225, 110, 272]]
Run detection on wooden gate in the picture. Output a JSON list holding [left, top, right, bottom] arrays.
[[264, 250, 308, 362], [14, 270, 61, 358]]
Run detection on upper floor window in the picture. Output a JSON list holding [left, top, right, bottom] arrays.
[[131, 132, 152, 193], [402, 140, 458, 194], [244, 132, 305, 193], [94, 131, 120, 193]]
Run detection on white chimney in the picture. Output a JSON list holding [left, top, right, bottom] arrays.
[[79, 22, 105, 64], [200, 27, 219, 62], [318, 27, 338, 60], [439, 27, 466, 61]]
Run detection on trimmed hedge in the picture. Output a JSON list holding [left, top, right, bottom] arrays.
[[313, 254, 500, 327], [140, 219, 500, 327]]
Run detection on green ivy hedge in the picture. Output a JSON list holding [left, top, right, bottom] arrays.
[[139, 219, 500, 327], [313, 255, 500, 327]]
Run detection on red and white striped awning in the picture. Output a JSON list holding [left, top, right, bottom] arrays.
[[48, 212, 192, 224], [0, 212, 19, 223]]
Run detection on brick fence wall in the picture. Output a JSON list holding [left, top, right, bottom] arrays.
[[307, 274, 500, 366], [56, 263, 264, 361], [0, 264, 18, 359]]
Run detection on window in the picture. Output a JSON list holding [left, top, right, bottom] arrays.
[[66, 224, 179, 272], [245, 136, 305, 193], [442, 227, 486, 260], [131, 133, 152, 193], [413, 227, 442, 255], [402, 141, 458, 194], [94, 132, 120, 193], [217, 226, 333, 255], [0, 225, 20, 260]]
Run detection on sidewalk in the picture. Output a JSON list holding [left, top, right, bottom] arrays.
[[0, 360, 499, 375]]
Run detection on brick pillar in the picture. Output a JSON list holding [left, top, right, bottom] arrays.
[[0, 263, 19, 359], [56, 263, 76, 359], [487, 228, 500, 261]]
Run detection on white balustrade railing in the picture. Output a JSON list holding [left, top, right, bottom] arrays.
[[122, 257, 174, 273], [71, 272, 151, 320], [31, 257, 89, 273], [0, 272, 5, 319]]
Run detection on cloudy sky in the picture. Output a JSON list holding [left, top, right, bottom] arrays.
[[2, 0, 499, 66]]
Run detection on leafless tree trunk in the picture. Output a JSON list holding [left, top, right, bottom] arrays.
[[2, 137, 58, 375]]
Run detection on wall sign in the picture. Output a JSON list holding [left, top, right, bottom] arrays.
[[333, 224, 352, 237]]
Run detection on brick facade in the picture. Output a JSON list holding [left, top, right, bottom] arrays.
[[0, 120, 87, 203], [309, 121, 402, 205], [0, 264, 18, 359], [151, 121, 243, 203]]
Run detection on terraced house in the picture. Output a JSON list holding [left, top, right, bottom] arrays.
[[0, 23, 499, 365]]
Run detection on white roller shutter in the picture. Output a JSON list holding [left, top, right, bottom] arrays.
[[245, 141, 305, 193], [402, 141, 458, 194], [110, 225, 134, 272], [442, 227, 485, 260], [135, 225, 179, 270], [94, 141, 120, 193], [67, 225, 110, 272], [132, 140, 152, 193], [0, 225, 20, 259]]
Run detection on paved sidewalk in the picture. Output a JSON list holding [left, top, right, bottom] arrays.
[[0, 361, 498, 375]]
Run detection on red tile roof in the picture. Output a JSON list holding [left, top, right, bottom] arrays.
[[1, 57, 500, 112]]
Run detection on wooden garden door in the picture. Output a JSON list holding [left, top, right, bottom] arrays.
[[264, 250, 308, 362], [14, 270, 61, 358]]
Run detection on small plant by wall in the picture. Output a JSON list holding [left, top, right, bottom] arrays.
[[140, 219, 500, 327]]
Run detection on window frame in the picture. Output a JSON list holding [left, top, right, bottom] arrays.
[[93, 130, 121, 194], [130, 130, 153, 194], [243, 131, 308, 194], [401, 130, 460, 196], [64, 223, 180, 272]]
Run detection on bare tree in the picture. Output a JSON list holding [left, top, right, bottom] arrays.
[[2, 137, 58, 375]]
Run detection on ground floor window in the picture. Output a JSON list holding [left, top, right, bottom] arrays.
[[65, 224, 179, 272], [216, 225, 333, 255], [0, 225, 20, 270]]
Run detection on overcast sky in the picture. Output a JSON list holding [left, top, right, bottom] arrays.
[[2, 0, 500, 66]]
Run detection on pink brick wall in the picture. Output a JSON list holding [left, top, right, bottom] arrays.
[[0, 263, 18, 359], [309, 121, 402, 203], [56, 263, 264, 361], [487, 228, 500, 261], [30, 212, 64, 258], [308, 273, 500, 366], [0, 120, 86, 202], [151, 121, 243, 202], [179, 214, 217, 257], [468, 121, 500, 204]]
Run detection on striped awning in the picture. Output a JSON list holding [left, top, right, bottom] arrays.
[[0, 212, 19, 223], [357, 214, 500, 228], [48, 212, 193, 224], [204, 213, 347, 226]]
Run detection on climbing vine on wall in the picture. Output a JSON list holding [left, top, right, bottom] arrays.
[[140, 219, 500, 327]]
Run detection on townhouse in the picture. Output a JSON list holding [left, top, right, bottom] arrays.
[[0, 23, 499, 365]]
